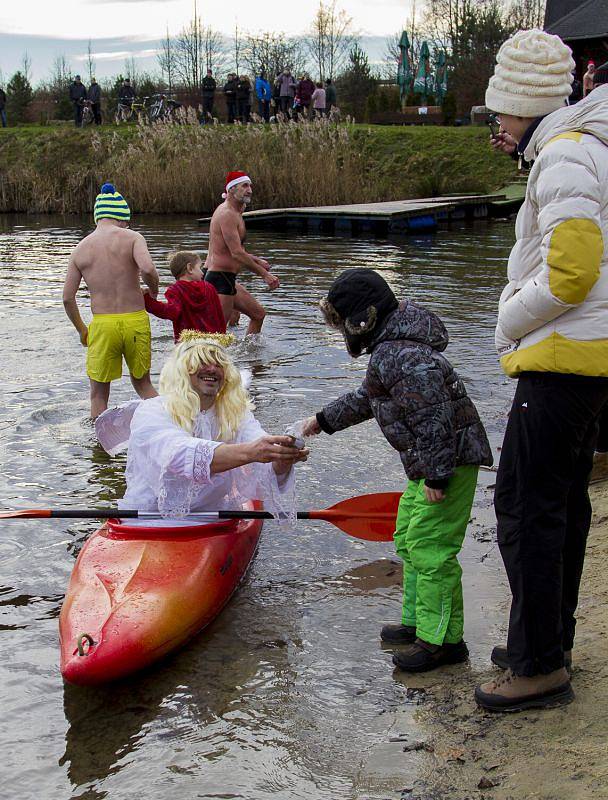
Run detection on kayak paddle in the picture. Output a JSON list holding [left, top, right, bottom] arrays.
[[0, 492, 399, 542]]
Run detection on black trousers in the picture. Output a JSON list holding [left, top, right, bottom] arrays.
[[595, 404, 608, 452], [495, 371, 608, 675], [91, 102, 102, 124], [73, 102, 83, 127], [226, 100, 236, 124], [202, 94, 214, 116], [237, 99, 250, 123]]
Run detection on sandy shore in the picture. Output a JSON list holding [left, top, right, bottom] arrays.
[[395, 479, 608, 800]]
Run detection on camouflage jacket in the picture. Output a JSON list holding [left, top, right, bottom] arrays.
[[317, 301, 493, 484]]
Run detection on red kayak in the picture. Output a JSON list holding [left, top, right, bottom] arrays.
[[59, 501, 263, 685]]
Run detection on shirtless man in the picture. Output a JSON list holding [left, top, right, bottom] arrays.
[[62, 182, 160, 418], [204, 171, 279, 334]]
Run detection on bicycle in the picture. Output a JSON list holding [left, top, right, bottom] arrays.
[[115, 98, 147, 124], [147, 94, 183, 123]]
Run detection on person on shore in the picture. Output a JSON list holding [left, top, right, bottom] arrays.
[[255, 72, 272, 122], [144, 251, 226, 342], [569, 71, 583, 105], [476, 29, 608, 713], [278, 69, 296, 115], [204, 171, 279, 335], [201, 68, 216, 123], [272, 74, 282, 117], [115, 333, 308, 520], [87, 77, 102, 125], [297, 74, 315, 115], [311, 82, 326, 118], [583, 60, 595, 96], [325, 79, 337, 112], [236, 75, 252, 123], [223, 73, 238, 124], [299, 269, 493, 673], [587, 60, 608, 483], [118, 78, 135, 110], [0, 86, 7, 128], [62, 183, 159, 418], [69, 75, 87, 127]]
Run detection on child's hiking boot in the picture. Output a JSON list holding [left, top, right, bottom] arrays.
[[491, 645, 572, 675], [475, 668, 573, 712], [380, 624, 416, 644], [392, 638, 469, 672]]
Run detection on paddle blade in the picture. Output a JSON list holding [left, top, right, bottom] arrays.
[[0, 509, 52, 519], [308, 491, 401, 542]]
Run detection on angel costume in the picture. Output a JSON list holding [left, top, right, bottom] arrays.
[[97, 396, 296, 521]]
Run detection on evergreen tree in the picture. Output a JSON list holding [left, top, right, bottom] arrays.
[[335, 44, 378, 120], [7, 71, 33, 123]]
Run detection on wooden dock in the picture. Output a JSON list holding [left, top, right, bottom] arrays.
[[198, 193, 512, 235]]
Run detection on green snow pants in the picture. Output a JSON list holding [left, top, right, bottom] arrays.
[[394, 465, 479, 645]]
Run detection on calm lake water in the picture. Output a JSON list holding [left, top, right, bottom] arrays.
[[0, 215, 516, 800]]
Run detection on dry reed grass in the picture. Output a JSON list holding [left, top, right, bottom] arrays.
[[110, 119, 379, 213], [0, 121, 510, 214]]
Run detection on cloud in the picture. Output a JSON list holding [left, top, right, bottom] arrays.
[[86, 0, 175, 4], [74, 47, 160, 61]]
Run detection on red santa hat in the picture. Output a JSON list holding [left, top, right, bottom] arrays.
[[222, 171, 252, 199]]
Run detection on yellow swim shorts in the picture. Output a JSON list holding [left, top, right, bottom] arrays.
[[86, 310, 151, 383]]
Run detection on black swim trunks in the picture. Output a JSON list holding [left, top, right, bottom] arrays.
[[204, 270, 237, 296]]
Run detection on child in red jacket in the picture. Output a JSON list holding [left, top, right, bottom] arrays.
[[144, 251, 226, 341]]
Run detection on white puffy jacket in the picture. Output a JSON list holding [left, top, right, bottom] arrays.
[[496, 84, 608, 378]]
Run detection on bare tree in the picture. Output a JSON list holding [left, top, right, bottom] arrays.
[[86, 40, 96, 82], [242, 31, 306, 79], [124, 55, 141, 87], [383, 26, 421, 82], [233, 22, 242, 76], [158, 26, 176, 92], [422, 0, 513, 111], [202, 27, 227, 74], [506, 0, 545, 28], [306, 0, 356, 81], [21, 52, 32, 84], [174, 13, 225, 90]]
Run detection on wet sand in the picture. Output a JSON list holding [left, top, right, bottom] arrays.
[[382, 479, 608, 800]]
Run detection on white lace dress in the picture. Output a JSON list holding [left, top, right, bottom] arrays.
[[115, 396, 295, 521]]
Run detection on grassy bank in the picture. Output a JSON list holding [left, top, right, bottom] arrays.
[[0, 122, 519, 214]]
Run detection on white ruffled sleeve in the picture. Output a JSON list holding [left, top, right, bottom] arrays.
[[231, 411, 297, 525]]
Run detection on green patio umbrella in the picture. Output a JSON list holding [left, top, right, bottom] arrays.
[[397, 31, 412, 102], [434, 49, 448, 104], [414, 40, 431, 101]]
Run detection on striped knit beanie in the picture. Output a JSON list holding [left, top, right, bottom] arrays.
[[93, 183, 131, 223]]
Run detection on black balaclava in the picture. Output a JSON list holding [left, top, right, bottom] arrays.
[[320, 268, 398, 357]]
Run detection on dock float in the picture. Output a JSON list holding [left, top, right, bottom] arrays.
[[198, 193, 511, 235]]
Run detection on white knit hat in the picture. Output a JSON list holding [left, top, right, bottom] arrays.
[[486, 29, 574, 117]]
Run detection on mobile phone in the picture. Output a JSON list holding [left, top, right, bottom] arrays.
[[486, 115, 500, 139]]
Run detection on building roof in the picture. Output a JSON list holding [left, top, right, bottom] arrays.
[[545, 0, 586, 28], [546, 0, 608, 40]]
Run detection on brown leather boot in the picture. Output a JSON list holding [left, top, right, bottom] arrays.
[[475, 668, 574, 712], [490, 645, 572, 675], [590, 451, 608, 483]]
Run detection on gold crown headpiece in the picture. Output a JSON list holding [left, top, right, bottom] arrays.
[[178, 330, 236, 349]]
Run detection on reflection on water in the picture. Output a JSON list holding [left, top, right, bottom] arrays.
[[0, 214, 515, 799]]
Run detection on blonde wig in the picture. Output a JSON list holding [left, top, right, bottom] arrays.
[[159, 336, 252, 440]]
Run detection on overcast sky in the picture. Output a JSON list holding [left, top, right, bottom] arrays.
[[0, 0, 414, 81]]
